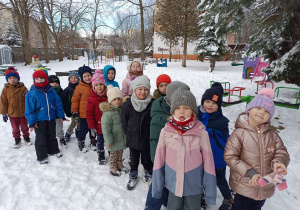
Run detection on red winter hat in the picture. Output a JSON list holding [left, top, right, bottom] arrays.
[[156, 74, 171, 88], [33, 70, 49, 87], [5, 69, 20, 82]]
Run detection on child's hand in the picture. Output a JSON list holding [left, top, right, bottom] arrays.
[[107, 144, 113, 149], [249, 174, 262, 185], [61, 118, 70, 122], [2, 114, 8, 122], [273, 163, 287, 175], [29, 123, 38, 132]]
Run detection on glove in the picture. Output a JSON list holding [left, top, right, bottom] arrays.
[[72, 113, 79, 121], [91, 128, 97, 138], [3, 114, 8, 122]]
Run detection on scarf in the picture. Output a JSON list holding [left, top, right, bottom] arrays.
[[131, 92, 152, 112], [169, 115, 195, 135], [54, 86, 61, 93], [35, 84, 50, 93]]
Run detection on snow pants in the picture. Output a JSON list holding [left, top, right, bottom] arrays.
[[9, 116, 29, 139]]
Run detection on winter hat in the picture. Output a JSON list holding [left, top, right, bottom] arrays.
[[107, 85, 123, 103], [48, 75, 60, 86], [170, 87, 198, 115], [245, 88, 275, 121], [92, 69, 106, 88], [201, 82, 224, 109], [165, 81, 190, 105], [68, 72, 80, 81], [35, 67, 49, 76], [156, 74, 171, 88], [5, 69, 20, 82], [103, 65, 116, 79], [78, 65, 92, 80], [33, 70, 49, 87], [132, 75, 151, 91]]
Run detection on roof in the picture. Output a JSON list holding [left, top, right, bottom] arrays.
[[0, 45, 11, 50]]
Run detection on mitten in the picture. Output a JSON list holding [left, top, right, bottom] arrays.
[[72, 113, 79, 121], [258, 169, 287, 191], [2, 114, 8, 122], [90, 128, 97, 138]]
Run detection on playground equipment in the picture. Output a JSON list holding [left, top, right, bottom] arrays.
[[157, 58, 167, 67], [88, 47, 114, 68], [243, 56, 269, 80], [210, 80, 230, 95], [273, 87, 300, 109], [30, 55, 39, 68]]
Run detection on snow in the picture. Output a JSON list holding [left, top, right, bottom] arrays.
[[0, 57, 299, 210]]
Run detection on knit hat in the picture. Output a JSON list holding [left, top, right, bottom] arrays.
[[170, 87, 198, 115], [156, 74, 171, 88], [165, 81, 190, 105], [78, 65, 92, 80], [68, 72, 80, 81], [133, 75, 151, 91], [5, 68, 20, 82], [48, 75, 60, 86], [33, 70, 49, 87], [107, 85, 123, 103], [245, 88, 275, 121], [35, 67, 49, 76], [92, 69, 106, 88], [201, 82, 224, 109]]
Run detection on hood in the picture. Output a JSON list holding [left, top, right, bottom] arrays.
[[99, 102, 119, 112], [235, 112, 272, 133], [4, 82, 24, 88], [103, 65, 116, 82]]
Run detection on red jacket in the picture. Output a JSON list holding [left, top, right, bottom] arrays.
[[86, 89, 108, 134]]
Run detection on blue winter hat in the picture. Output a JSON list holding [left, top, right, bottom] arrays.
[[78, 65, 92, 80], [201, 82, 224, 109], [5, 67, 20, 82], [68, 72, 80, 82]]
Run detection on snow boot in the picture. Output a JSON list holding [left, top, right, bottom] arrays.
[[65, 131, 73, 142], [219, 199, 233, 210], [127, 170, 138, 190], [98, 150, 106, 165], [110, 170, 121, 177], [60, 138, 67, 148], [40, 157, 49, 164], [13, 138, 21, 149], [24, 137, 32, 146], [201, 194, 207, 210], [90, 138, 97, 151], [143, 169, 152, 187], [56, 152, 63, 158], [78, 140, 88, 153]]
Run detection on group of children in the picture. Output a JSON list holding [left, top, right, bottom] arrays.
[[0, 61, 290, 210]]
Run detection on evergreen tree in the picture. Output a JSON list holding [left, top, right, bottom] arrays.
[[0, 25, 22, 46]]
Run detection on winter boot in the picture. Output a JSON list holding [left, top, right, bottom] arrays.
[[90, 138, 97, 151], [75, 129, 79, 138], [13, 138, 21, 149], [98, 150, 106, 165], [78, 140, 88, 153], [110, 170, 121, 177], [143, 169, 152, 187], [56, 152, 63, 158], [24, 137, 32, 146], [117, 150, 129, 173], [127, 170, 138, 190], [219, 199, 233, 210], [65, 131, 73, 142], [40, 157, 49, 164], [60, 138, 67, 148], [201, 194, 207, 210]]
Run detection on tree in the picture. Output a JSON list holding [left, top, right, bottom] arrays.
[[0, 25, 22, 46]]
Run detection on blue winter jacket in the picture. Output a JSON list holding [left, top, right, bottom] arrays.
[[25, 85, 65, 125], [103, 65, 119, 87], [197, 106, 229, 169]]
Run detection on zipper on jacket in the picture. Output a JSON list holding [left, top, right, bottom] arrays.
[[45, 92, 50, 120], [257, 126, 263, 200]]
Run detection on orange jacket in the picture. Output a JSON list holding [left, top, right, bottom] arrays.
[[71, 81, 92, 118]]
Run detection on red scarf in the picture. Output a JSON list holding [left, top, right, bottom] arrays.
[[169, 115, 196, 135]]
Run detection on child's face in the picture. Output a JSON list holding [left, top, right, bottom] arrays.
[[83, 72, 92, 83], [7, 76, 18, 85], [158, 82, 168, 95], [69, 75, 79, 84], [94, 83, 106, 94], [35, 77, 46, 84], [111, 98, 122, 107], [50, 82, 59, 88], [134, 87, 149, 100], [173, 105, 193, 121], [107, 70, 115, 80], [247, 107, 270, 126], [203, 100, 218, 113], [130, 62, 141, 72]]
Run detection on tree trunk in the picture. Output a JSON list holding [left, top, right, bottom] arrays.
[[169, 41, 172, 62], [139, 0, 145, 60], [182, 33, 187, 67], [41, 17, 49, 63]]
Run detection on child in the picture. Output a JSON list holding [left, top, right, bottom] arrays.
[[197, 82, 232, 210], [25, 70, 67, 164], [103, 65, 119, 87], [121, 75, 153, 190], [122, 61, 143, 97], [145, 81, 190, 210], [100, 85, 128, 176], [152, 74, 171, 100], [86, 70, 108, 164], [71, 65, 93, 152], [224, 88, 290, 210], [62, 72, 80, 141], [48, 75, 67, 148], [0, 68, 31, 148], [152, 87, 217, 210]]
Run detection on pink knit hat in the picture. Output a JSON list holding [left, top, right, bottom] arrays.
[[245, 88, 275, 121], [92, 69, 106, 88]]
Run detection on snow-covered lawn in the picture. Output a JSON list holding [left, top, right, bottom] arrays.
[[0, 57, 299, 210]]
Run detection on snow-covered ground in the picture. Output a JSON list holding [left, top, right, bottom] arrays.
[[0, 57, 299, 210]]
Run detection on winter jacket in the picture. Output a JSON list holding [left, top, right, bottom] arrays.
[[197, 106, 229, 169], [152, 89, 162, 100], [62, 82, 78, 117], [150, 96, 170, 162], [0, 83, 28, 117], [224, 113, 290, 200], [86, 89, 108, 134], [152, 120, 216, 205], [25, 85, 65, 125], [100, 102, 126, 151], [122, 73, 132, 97], [71, 81, 92, 118], [103, 65, 119, 87], [121, 98, 153, 151]]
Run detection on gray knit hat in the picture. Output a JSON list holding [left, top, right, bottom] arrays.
[[170, 87, 198, 115], [165, 81, 190, 105], [133, 75, 151, 91]]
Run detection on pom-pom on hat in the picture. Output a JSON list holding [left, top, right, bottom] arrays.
[[132, 75, 150, 91], [107, 85, 123, 103], [48, 75, 60, 86], [78, 65, 92, 80], [33, 70, 49, 87], [170, 87, 198, 115], [92, 69, 106, 88], [156, 74, 171, 88], [201, 82, 224, 109], [5, 68, 20, 82], [165, 81, 190, 105], [68, 72, 80, 82], [245, 88, 275, 121]]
